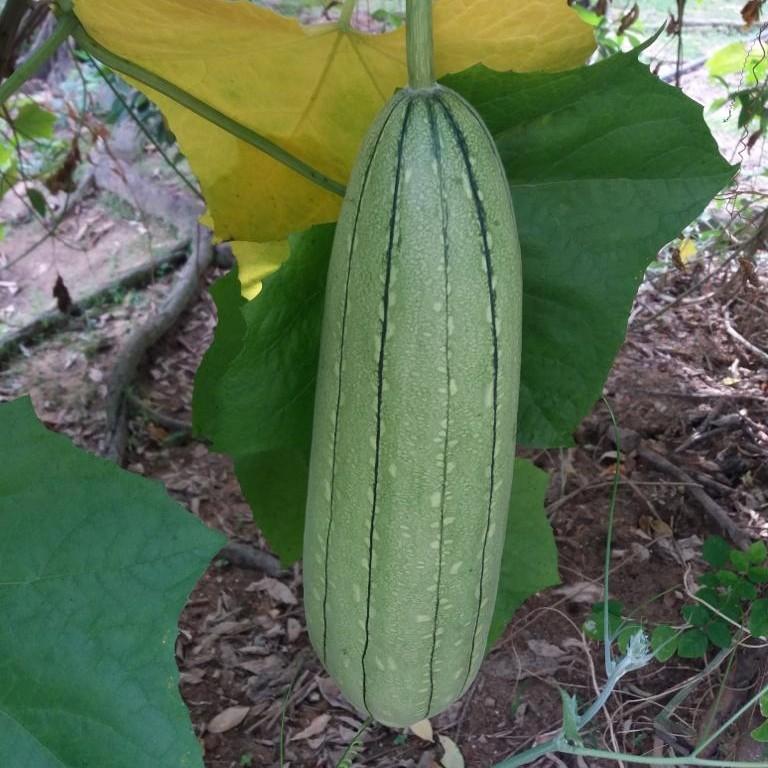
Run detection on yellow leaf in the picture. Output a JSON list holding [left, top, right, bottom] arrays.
[[74, 0, 594, 244], [679, 237, 697, 265], [232, 240, 290, 300]]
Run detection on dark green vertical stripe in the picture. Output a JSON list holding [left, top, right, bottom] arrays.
[[435, 95, 500, 693], [360, 97, 415, 712], [424, 96, 451, 718], [322, 94, 406, 663]]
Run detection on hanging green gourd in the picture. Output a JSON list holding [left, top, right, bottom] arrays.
[[303, 0, 523, 727]]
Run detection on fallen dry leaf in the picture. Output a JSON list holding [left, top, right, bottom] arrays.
[[436, 735, 465, 768], [238, 654, 281, 676], [552, 582, 603, 604], [527, 639, 565, 658], [207, 705, 250, 733], [212, 619, 254, 635], [179, 667, 206, 685], [316, 675, 350, 710], [248, 576, 297, 605], [287, 617, 302, 643], [410, 718, 434, 742], [639, 515, 673, 538], [742, 0, 762, 25], [291, 713, 331, 741]]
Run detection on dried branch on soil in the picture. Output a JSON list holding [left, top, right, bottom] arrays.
[[125, 389, 192, 433], [103, 228, 214, 463], [0, 239, 190, 360], [723, 307, 768, 364], [637, 447, 751, 549], [219, 541, 283, 577]]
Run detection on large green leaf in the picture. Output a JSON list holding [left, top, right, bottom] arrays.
[[193, 227, 332, 563], [191, 264, 246, 438], [443, 51, 734, 446], [0, 397, 225, 768], [487, 458, 558, 649], [12, 101, 56, 140], [193, 48, 732, 564], [206, 225, 333, 457]]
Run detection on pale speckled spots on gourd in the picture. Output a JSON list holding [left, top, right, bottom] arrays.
[[303, 84, 522, 728]]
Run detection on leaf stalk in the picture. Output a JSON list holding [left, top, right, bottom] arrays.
[[405, 0, 435, 89], [338, 0, 357, 30], [0, 14, 77, 104], [71, 23, 347, 198]]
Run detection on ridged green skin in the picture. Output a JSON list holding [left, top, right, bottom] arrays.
[[303, 84, 522, 727]]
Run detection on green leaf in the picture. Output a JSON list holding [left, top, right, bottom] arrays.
[[677, 629, 709, 659], [707, 41, 768, 84], [748, 541, 767, 565], [0, 140, 13, 167], [696, 586, 742, 622], [749, 599, 768, 637], [486, 458, 560, 649], [193, 227, 332, 563], [730, 549, 750, 573], [720, 597, 744, 623], [12, 101, 56, 140], [443, 49, 734, 446], [734, 577, 758, 602], [233, 448, 309, 564], [749, 566, 768, 584], [26, 187, 47, 217], [617, 623, 643, 654], [197, 49, 734, 472], [760, 692, 768, 718], [0, 397, 225, 768], [191, 265, 247, 438], [682, 604, 711, 627], [206, 224, 333, 458], [698, 572, 719, 588], [651, 625, 678, 662], [559, 690, 583, 746], [0, 157, 17, 199], [570, 5, 604, 27], [704, 620, 733, 650], [702, 535, 730, 568], [750, 719, 768, 743], [194, 48, 733, 557], [715, 569, 738, 586], [583, 601, 623, 642]]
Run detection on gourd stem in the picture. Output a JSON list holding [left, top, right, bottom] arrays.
[[71, 23, 346, 198], [405, 0, 435, 89], [338, 0, 357, 30], [0, 14, 77, 104]]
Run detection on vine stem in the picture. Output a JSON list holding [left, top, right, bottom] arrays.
[[602, 396, 622, 676], [0, 13, 345, 198], [338, 0, 357, 30], [71, 24, 346, 198], [87, 53, 204, 201], [405, 0, 434, 89], [0, 14, 77, 103]]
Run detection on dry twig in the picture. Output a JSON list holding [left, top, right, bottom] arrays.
[[637, 447, 751, 549]]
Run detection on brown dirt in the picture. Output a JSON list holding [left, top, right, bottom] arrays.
[[0, 185, 181, 339], [2, 238, 767, 768]]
